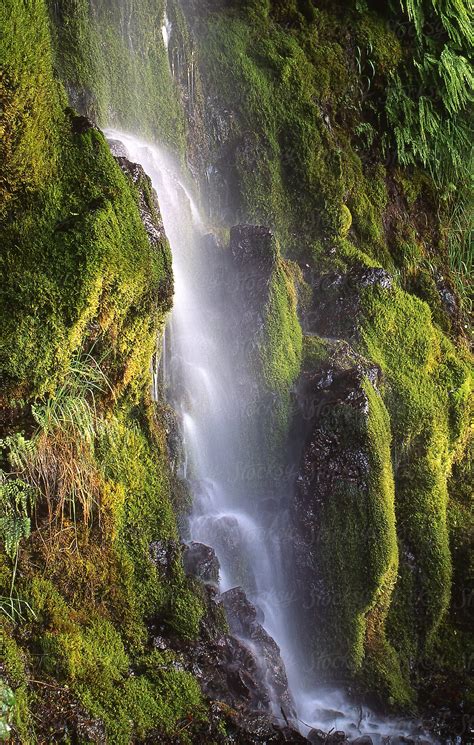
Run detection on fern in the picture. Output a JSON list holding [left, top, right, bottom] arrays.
[[0, 474, 35, 561]]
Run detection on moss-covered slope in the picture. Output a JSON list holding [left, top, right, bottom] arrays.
[[0, 2, 207, 741]]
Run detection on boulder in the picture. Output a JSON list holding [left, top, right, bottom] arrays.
[[304, 264, 393, 339], [183, 541, 220, 585], [221, 587, 295, 716]]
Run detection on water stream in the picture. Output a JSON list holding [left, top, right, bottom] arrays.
[[104, 129, 434, 744]]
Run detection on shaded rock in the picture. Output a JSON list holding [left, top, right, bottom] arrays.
[[221, 587, 295, 716], [183, 541, 220, 584], [304, 264, 393, 339], [289, 339, 387, 678], [67, 109, 96, 134], [224, 709, 309, 743], [191, 632, 271, 711], [308, 731, 348, 745], [352, 737, 374, 744], [195, 513, 256, 590], [230, 224, 278, 273], [115, 157, 165, 249]]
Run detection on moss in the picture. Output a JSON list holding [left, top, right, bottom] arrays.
[[0, 5, 206, 740], [48, 0, 186, 152], [354, 11, 402, 76], [338, 204, 353, 238], [311, 379, 399, 687], [302, 335, 330, 370], [258, 256, 303, 452], [32, 596, 204, 743], [359, 282, 471, 683], [0, 0, 65, 215], [1, 121, 172, 399], [98, 411, 205, 642], [1, 1, 173, 401], [0, 621, 31, 742]]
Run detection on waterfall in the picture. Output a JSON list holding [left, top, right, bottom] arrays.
[[104, 129, 434, 744]]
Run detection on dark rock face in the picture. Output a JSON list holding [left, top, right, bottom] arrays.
[[221, 587, 295, 716], [289, 342, 384, 678], [305, 264, 392, 339], [115, 157, 166, 249], [67, 109, 96, 134], [107, 138, 129, 158], [230, 224, 278, 273], [183, 541, 220, 585], [228, 225, 278, 323]]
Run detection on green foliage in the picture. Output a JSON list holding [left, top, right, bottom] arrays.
[[0, 680, 15, 742], [0, 622, 31, 741], [0, 477, 34, 561], [1, 355, 110, 528]]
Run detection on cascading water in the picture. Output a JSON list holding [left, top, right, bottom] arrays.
[[104, 129, 434, 744]]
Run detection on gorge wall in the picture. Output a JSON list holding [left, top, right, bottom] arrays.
[[1, 0, 472, 742]]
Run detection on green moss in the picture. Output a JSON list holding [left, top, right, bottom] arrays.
[[310, 378, 399, 687], [0, 0, 65, 214], [48, 0, 186, 151], [359, 282, 471, 680], [33, 596, 204, 744], [1, 2, 173, 401], [0, 621, 31, 742], [98, 412, 204, 642], [338, 204, 353, 238], [302, 335, 330, 370], [258, 257, 303, 451]]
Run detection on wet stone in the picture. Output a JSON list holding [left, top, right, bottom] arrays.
[[183, 541, 220, 585]]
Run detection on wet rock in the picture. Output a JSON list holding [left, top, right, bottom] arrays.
[[196, 513, 256, 590], [305, 263, 393, 339], [357, 266, 392, 289], [308, 729, 326, 745], [67, 109, 96, 134], [308, 731, 348, 745], [115, 157, 165, 248], [331, 733, 349, 744], [28, 681, 106, 744], [149, 539, 179, 578], [312, 707, 346, 723], [289, 340, 385, 677], [192, 632, 271, 711], [224, 709, 309, 743], [107, 138, 129, 158], [230, 224, 278, 273], [183, 541, 220, 584], [352, 737, 374, 745], [221, 587, 295, 716]]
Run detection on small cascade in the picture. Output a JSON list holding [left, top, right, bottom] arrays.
[[104, 129, 435, 744], [161, 12, 171, 50]]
